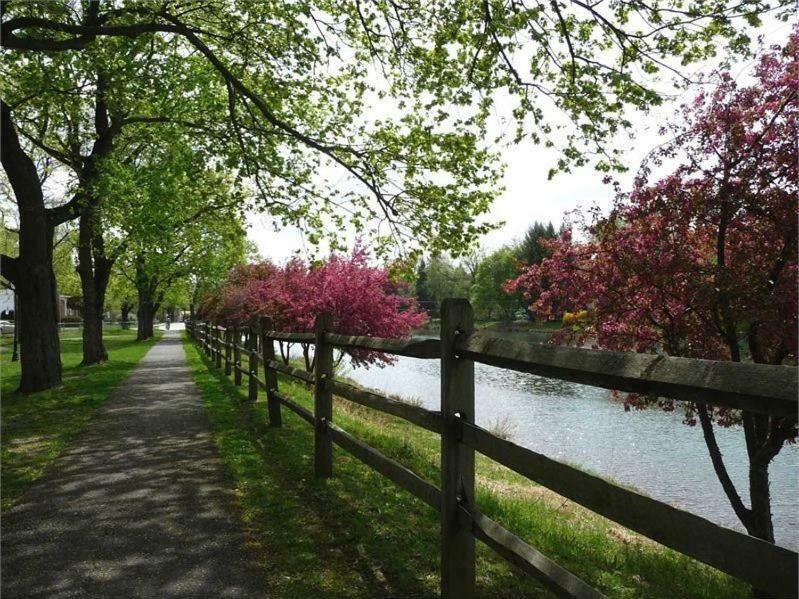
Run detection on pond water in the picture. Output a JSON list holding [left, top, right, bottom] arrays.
[[338, 348, 799, 550]]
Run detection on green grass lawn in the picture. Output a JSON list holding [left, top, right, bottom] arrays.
[[183, 334, 748, 599], [1, 329, 160, 510]]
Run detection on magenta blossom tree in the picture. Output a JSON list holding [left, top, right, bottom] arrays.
[[506, 31, 798, 547], [199, 245, 426, 368]]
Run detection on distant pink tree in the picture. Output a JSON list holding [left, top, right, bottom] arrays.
[[506, 32, 798, 546], [200, 246, 426, 368]]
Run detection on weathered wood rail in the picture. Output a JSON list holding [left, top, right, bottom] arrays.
[[186, 299, 798, 599]]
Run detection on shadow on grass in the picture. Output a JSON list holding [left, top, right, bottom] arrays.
[[184, 336, 749, 599], [187, 339, 442, 598], [1, 331, 160, 511]]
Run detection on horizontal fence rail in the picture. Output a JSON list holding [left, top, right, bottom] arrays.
[[327, 421, 441, 510], [458, 331, 798, 417], [459, 419, 796, 595], [324, 333, 442, 359], [328, 379, 443, 433], [461, 505, 607, 599], [185, 302, 798, 599]]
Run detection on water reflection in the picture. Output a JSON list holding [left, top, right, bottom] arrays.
[[341, 354, 799, 550]]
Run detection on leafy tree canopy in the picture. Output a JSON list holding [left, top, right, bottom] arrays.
[[424, 255, 472, 305], [472, 247, 523, 320], [3, 0, 788, 257], [505, 32, 797, 544]]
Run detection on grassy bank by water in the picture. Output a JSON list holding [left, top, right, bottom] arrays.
[[1, 329, 160, 510], [182, 334, 748, 599]]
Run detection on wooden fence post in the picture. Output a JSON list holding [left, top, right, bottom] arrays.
[[440, 298, 475, 599], [314, 312, 334, 478], [260, 317, 282, 427], [233, 325, 242, 386], [224, 324, 232, 376], [205, 322, 212, 357], [215, 325, 223, 369], [248, 317, 259, 402]]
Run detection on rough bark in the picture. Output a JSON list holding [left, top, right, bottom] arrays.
[[747, 458, 775, 543], [77, 208, 108, 363], [135, 257, 162, 341], [697, 405, 752, 527], [136, 299, 155, 341], [1, 102, 63, 392]]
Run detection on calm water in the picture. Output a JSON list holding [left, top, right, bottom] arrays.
[[340, 351, 799, 550]]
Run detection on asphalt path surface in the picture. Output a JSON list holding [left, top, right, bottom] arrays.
[[1, 331, 267, 598]]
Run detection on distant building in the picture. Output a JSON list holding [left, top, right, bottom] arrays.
[[61, 296, 81, 320], [0, 289, 81, 321], [0, 289, 14, 320]]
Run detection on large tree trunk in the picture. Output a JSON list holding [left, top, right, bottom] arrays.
[[741, 411, 785, 545], [73, 74, 117, 364], [76, 206, 113, 364], [136, 258, 152, 340], [77, 212, 105, 364], [134, 256, 164, 341], [1, 102, 63, 392], [748, 449, 778, 599], [136, 297, 156, 340]]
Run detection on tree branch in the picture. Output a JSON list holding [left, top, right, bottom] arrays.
[[1, 254, 20, 286], [697, 403, 752, 527]]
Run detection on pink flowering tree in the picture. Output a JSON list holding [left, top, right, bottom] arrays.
[[200, 246, 426, 369], [506, 32, 798, 546]]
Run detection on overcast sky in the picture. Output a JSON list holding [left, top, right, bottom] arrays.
[[248, 20, 793, 263]]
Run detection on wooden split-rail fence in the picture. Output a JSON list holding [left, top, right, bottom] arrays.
[[186, 298, 798, 599]]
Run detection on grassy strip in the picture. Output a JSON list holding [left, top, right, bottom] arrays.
[[1, 329, 161, 510], [183, 335, 747, 599]]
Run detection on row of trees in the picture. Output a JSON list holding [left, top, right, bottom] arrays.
[[1, 0, 776, 392], [198, 246, 427, 369], [0, 122, 251, 342]]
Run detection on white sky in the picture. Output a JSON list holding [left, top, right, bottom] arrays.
[[247, 21, 793, 263]]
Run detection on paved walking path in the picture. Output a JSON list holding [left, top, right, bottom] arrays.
[[1, 331, 267, 598]]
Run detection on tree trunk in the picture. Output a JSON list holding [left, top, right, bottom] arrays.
[[77, 206, 114, 364], [747, 458, 775, 543], [1, 101, 63, 392], [72, 75, 119, 364], [136, 303, 153, 340], [135, 275, 161, 342], [120, 301, 132, 329], [136, 297, 155, 340]]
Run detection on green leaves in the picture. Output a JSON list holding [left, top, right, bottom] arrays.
[[2, 0, 781, 262]]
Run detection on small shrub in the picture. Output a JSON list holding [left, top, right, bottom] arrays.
[[487, 414, 516, 441]]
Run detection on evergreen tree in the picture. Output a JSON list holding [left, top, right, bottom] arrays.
[[516, 221, 557, 266]]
